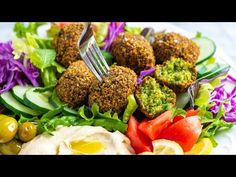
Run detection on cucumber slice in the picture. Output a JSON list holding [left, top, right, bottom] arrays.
[[24, 88, 55, 113], [62, 107, 77, 115], [0, 92, 41, 117], [49, 89, 77, 115], [197, 64, 230, 80], [197, 63, 220, 79], [12, 85, 32, 104], [192, 37, 216, 65]]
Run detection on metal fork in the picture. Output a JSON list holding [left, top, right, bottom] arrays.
[[78, 22, 110, 82]]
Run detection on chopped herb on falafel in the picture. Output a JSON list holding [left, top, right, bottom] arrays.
[[155, 58, 197, 93], [135, 76, 176, 118]]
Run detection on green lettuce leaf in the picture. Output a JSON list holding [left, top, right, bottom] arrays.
[[171, 107, 186, 118], [125, 26, 142, 35], [195, 32, 202, 38], [122, 94, 138, 123], [47, 23, 60, 38], [12, 35, 34, 59], [51, 61, 65, 73], [199, 105, 234, 147], [29, 48, 56, 71], [93, 22, 109, 47], [18, 115, 39, 124], [195, 83, 214, 107], [91, 103, 120, 120], [34, 37, 53, 49], [78, 103, 120, 121], [14, 22, 46, 38], [93, 119, 127, 133], [78, 105, 94, 120]]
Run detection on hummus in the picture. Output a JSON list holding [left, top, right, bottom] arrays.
[[19, 126, 135, 155]]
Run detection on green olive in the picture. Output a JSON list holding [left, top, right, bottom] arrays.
[[18, 122, 37, 142], [0, 139, 22, 155], [0, 114, 18, 143]]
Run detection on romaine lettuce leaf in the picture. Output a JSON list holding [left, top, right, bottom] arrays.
[[14, 22, 46, 38]]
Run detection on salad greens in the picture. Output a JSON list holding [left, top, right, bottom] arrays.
[[92, 22, 109, 48], [101, 50, 113, 65], [199, 105, 233, 146], [124, 26, 142, 35], [0, 41, 39, 93], [171, 107, 186, 118], [30, 48, 56, 71], [19, 101, 128, 135], [47, 23, 60, 38], [194, 83, 214, 107], [12, 25, 65, 87], [78, 103, 119, 121], [1, 22, 236, 154], [37, 103, 127, 135], [14, 22, 46, 38], [122, 95, 138, 123], [195, 75, 235, 146]]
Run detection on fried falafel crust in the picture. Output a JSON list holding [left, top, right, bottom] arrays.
[[56, 60, 96, 108], [112, 32, 155, 73], [152, 32, 200, 64], [89, 65, 137, 113], [53, 23, 85, 67]]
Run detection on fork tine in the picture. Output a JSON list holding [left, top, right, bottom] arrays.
[[83, 54, 102, 82], [88, 46, 107, 75], [86, 50, 105, 78], [91, 43, 110, 72]]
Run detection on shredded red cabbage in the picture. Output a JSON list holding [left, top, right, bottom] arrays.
[[102, 22, 125, 52], [209, 76, 236, 122], [137, 67, 155, 84], [0, 41, 39, 94], [227, 74, 236, 83]]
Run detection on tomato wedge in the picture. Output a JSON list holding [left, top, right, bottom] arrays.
[[126, 116, 153, 153], [186, 109, 200, 117], [158, 116, 202, 152], [138, 111, 172, 140], [173, 116, 185, 123]]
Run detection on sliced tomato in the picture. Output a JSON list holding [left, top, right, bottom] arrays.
[[138, 111, 172, 140], [54, 22, 71, 28], [186, 109, 200, 117], [126, 116, 153, 153], [173, 115, 185, 123], [158, 116, 202, 152]]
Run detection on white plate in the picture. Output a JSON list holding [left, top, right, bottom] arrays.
[[1, 22, 236, 154]]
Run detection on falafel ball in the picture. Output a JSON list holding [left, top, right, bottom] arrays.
[[112, 32, 155, 73], [135, 76, 176, 119], [56, 60, 96, 108], [154, 57, 197, 93], [152, 32, 200, 64], [53, 23, 85, 67], [88, 65, 137, 113]]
